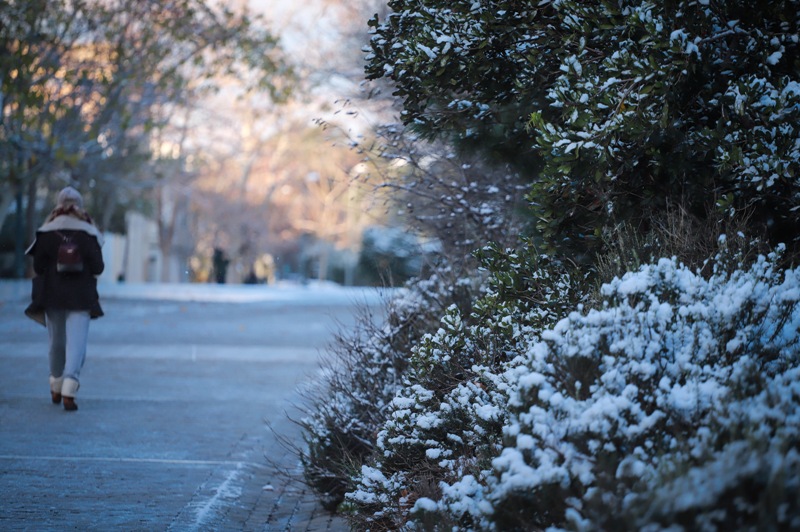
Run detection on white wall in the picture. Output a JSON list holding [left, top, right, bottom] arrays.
[[99, 212, 161, 284], [99, 233, 127, 284]]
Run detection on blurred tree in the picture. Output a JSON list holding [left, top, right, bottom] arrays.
[[189, 118, 384, 283], [0, 0, 291, 276]]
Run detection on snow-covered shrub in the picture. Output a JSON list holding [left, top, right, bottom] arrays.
[[486, 248, 800, 531], [345, 244, 586, 529], [594, 210, 773, 299], [298, 262, 483, 510], [338, 244, 799, 530]]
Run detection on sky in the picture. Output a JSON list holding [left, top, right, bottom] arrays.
[[249, 0, 385, 128]]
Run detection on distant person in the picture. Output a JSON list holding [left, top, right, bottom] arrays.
[[212, 247, 229, 284], [24, 186, 105, 411]]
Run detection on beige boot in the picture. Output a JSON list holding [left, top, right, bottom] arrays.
[[49, 376, 63, 404], [62, 378, 80, 411]]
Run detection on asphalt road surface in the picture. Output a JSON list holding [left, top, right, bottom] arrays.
[[0, 285, 381, 531]]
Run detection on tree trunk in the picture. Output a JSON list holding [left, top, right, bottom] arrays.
[[98, 188, 118, 234], [24, 177, 39, 277], [158, 185, 178, 283], [0, 188, 14, 240], [13, 188, 24, 278]]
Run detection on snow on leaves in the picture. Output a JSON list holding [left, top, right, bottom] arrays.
[[367, 0, 800, 254], [345, 247, 800, 530], [493, 250, 799, 530]]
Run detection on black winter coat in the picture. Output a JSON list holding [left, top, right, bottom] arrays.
[[26, 223, 105, 324]]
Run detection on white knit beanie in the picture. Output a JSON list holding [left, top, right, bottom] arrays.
[[57, 186, 83, 209]]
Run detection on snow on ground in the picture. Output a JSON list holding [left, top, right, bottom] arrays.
[[0, 279, 394, 306]]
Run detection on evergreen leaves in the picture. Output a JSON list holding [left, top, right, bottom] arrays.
[[366, 0, 800, 257]]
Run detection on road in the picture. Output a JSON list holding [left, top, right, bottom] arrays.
[[0, 284, 382, 531]]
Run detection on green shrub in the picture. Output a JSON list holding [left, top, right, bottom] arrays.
[[366, 0, 800, 258]]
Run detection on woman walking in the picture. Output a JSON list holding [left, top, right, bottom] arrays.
[[25, 186, 105, 411]]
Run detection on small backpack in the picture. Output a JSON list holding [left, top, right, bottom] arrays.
[[56, 232, 84, 273]]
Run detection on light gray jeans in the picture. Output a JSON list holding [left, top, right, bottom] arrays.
[[46, 309, 91, 385]]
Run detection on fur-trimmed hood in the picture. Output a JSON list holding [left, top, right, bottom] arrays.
[[26, 215, 104, 255]]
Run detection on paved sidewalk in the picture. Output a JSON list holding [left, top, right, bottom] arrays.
[[0, 287, 373, 530]]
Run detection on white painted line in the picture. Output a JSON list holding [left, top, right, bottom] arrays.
[[0, 454, 265, 468], [192, 464, 244, 529]]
